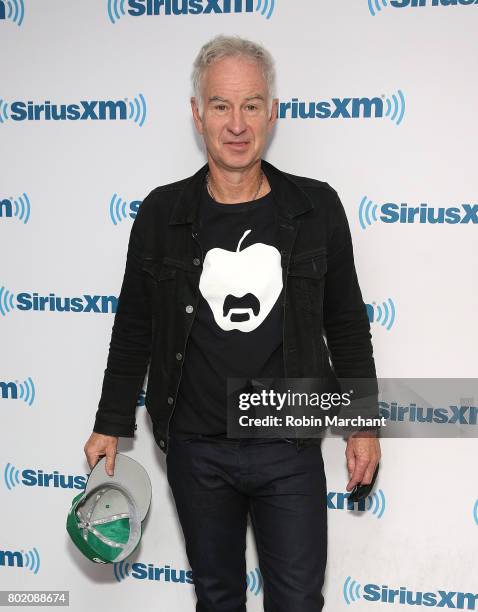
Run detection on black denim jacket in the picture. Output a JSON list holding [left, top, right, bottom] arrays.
[[93, 159, 378, 453]]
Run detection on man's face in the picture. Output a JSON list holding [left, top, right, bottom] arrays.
[[191, 56, 278, 171]]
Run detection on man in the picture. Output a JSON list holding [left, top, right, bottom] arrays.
[[84, 35, 381, 611]]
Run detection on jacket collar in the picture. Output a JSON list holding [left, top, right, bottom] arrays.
[[168, 158, 313, 225]]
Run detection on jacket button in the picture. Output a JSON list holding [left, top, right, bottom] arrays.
[[185, 305, 194, 313], [176, 352, 183, 360], [193, 258, 201, 266], [159, 439, 165, 448], [167, 396, 174, 405]]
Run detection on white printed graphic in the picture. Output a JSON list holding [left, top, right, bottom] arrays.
[[199, 229, 282, 333]]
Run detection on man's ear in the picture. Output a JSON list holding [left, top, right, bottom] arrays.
[[191, 97, 203, 135], [268, 98, 279, 130]]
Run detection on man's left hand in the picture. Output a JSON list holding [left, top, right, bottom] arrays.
[[345, 431, 381, 492]]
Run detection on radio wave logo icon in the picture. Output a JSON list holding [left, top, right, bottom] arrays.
[[367, 0, 388, 16], [366, 489, 386, 519], [4, 462, 21, 490], [127, 94, 147, 127], [473, 499, 478, 526], [22, 548, 41, 574], [0, 285, 15, 316], [113, 560, 131, 582], [109, 193, 128, 225], [109, 194, 130, 225], [359, 196, 379, 230], [383, 89, 405, 125], [255, 0, 275, 19], [107, 0, 126, 24], [369, 298, 396, 330], [0, 0, 25, 26], [0, 377, 36, 405], [246, 567, 263, 595], [17, 376, 36, 405], [343, 576, 362, 604], [109, 195, 142, 224], [1, 192, 31, 223], [0, 98, 10, 123]]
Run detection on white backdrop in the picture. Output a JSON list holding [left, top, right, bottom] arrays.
[[1, 1, 477, 610]]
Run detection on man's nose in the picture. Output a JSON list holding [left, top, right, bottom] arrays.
[[226, 108, 248, 134]]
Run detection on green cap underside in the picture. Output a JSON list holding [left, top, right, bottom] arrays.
[[66, 493, 135, 564]]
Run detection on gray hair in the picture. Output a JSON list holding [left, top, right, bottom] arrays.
[[191, 34, 277, 116]]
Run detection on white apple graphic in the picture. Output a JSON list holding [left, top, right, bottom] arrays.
[[199, 229, 283, 332]]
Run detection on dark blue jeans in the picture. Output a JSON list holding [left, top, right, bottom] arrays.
[[166, 434, 328, 612]]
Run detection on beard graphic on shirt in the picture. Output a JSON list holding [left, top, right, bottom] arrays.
[[199, 229, 283, 333]]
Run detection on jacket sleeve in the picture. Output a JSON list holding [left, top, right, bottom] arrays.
[[93, 195, 153, 437], [323, 188, 379, 432]]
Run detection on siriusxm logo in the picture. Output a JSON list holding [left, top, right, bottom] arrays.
[[365, 299, 396, 330], [1, 377, 35, 406], [368, 0, 478, 17], [113, 560, 263, 594], [4, 463, 87, 491], [327, 490, 386, 518], [0, 287, 117, 316], [107, 0, 275, 24], [0, 193, 31, 224], [0, 95, 147, 126], [359, 197, 478, 228], [0, 547, 40, 573], [279, 90, 405, 125], [109, 194, 142, 225], [379, 401, 478, 425], [343, 576, 478, 608], [0, 0, 25, 26], [113, 560, 193, 583]]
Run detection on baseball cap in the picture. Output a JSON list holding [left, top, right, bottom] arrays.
[[66, 453, 152, 564]]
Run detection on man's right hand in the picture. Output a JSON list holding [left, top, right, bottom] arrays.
[[84, 432, 118, 476]]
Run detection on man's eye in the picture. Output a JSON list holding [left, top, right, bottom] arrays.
[[215, 105, 227, 111], [246, 105, 257, 111]]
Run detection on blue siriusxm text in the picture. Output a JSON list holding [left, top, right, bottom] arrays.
[[127, 0, 254, 15]]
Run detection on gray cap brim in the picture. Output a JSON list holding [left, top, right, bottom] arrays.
[[85, 454, 152, 521]]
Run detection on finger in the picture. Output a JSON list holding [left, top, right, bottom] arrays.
[[360, 461, 379, 486], [345, 448, 357, 491], [105, 447, 117, 477], [346, 460, 368, 491], [84, 449, 100, 471], [346, 473, 360, 492], [345, 447, 356, 478]]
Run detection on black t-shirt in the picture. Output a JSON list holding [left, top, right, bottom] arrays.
[[169, 180, 285, 436]]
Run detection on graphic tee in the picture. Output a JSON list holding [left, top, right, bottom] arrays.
[[169, 179, 285, 436]]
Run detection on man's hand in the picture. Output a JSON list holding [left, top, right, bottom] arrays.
[[345, 431, 381, 492], [84, 432, 118, 476]]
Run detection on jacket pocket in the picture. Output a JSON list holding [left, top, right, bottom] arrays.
[[287, 247, 327, 317], [141, 258, 177, 281], [141, 258, 177, 318], [288, 247, 327, 280]]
